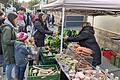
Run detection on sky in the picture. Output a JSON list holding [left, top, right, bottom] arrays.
[[18, 0, 31, 2]]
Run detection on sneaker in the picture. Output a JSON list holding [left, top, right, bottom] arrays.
[[3, 71, 5, 75]]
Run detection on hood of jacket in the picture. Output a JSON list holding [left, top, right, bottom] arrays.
[[4, 19, 14, 28], [15, 41, 25, 51], [82, 26, 95, 34], [4, 19, 18, 32]]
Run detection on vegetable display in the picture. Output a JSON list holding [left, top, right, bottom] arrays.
[[55, 44, 119, 80]]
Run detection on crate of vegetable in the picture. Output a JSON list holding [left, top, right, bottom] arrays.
[[39, 49, 57, 65], [42, 46, 58, 57], [27, 65, 60, 80]]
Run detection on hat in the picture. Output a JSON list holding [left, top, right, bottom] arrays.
[[18, 14, 24, 20], [17, 32, 28, 42]]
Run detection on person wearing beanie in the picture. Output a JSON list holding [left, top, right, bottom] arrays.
[[1, 12, 17, 80], [14, 32, 32, 80]]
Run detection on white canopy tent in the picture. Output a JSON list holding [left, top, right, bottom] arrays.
[[43, 0, 120, 11], [42, 0, 120, 54]]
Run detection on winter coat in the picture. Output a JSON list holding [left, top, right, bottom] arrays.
[[67, 26, 101, 66], [0, 18, 5, 55], [14, 41, 31, 67], [1, 19, 16, 64], [34, 19, 53, 47]]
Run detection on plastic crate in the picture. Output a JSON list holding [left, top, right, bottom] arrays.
[[27, 74, 59, 80], [41, 57, 57, 65], [102, 50, 113, 60], [43, 52, 56, 58], [28, 65, 60, 80], [40, 51, 57, 65]]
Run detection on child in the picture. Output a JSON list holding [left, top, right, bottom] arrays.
[[14, 32, 32, 80]]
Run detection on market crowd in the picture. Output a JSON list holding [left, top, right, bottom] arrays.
[[0, 7, 55, 80], [0, 6, 101, 80]]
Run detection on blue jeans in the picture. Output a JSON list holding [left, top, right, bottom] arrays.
[[6, 64, 15, 80], [36, 47, 43, 64], [15, 65, 26, 80], [0, 55, 6, 73], [39, 47, 43, 62], [3, 63, 6, 72], [40, 47, 43, 56]]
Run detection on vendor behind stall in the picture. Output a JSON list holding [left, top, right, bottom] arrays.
[[64, 22, 101, 67]]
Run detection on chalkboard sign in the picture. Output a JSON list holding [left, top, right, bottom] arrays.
[[66, 16, 84, 21], [65, 16, 84, 27]]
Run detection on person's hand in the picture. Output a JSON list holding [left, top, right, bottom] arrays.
[[52, 32, 56, 36], [63, 36, 68, 40]]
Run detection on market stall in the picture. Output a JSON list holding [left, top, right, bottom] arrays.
[[41, 0, 120, 79], [42, 0, 120, 54]]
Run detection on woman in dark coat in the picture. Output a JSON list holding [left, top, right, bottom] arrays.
[[34, 13, 53, 64], [65, 22, 101, 67]]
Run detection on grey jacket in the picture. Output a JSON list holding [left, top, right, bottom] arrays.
[[1, 19, 16, 64], [14, 41, 31, 67]]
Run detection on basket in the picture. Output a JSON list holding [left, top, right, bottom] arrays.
[[27, 65, 60, 80]]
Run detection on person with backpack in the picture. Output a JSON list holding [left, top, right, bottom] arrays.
[[15, 32, 32, 80], [1, 12, 17, 80]]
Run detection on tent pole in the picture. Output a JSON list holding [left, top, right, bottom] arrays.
[[60, 7, 65, 54], [92, 16, 94, 26]]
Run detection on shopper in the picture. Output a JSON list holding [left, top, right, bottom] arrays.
[[46, 14, 51, 26], [33, 13, 54, 64], [15, 32, 31, 80], [1, 12, 17, 80], [51, 14, 55, 27], [64, 22, 101, 67], [17, 7, 26, 32]]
